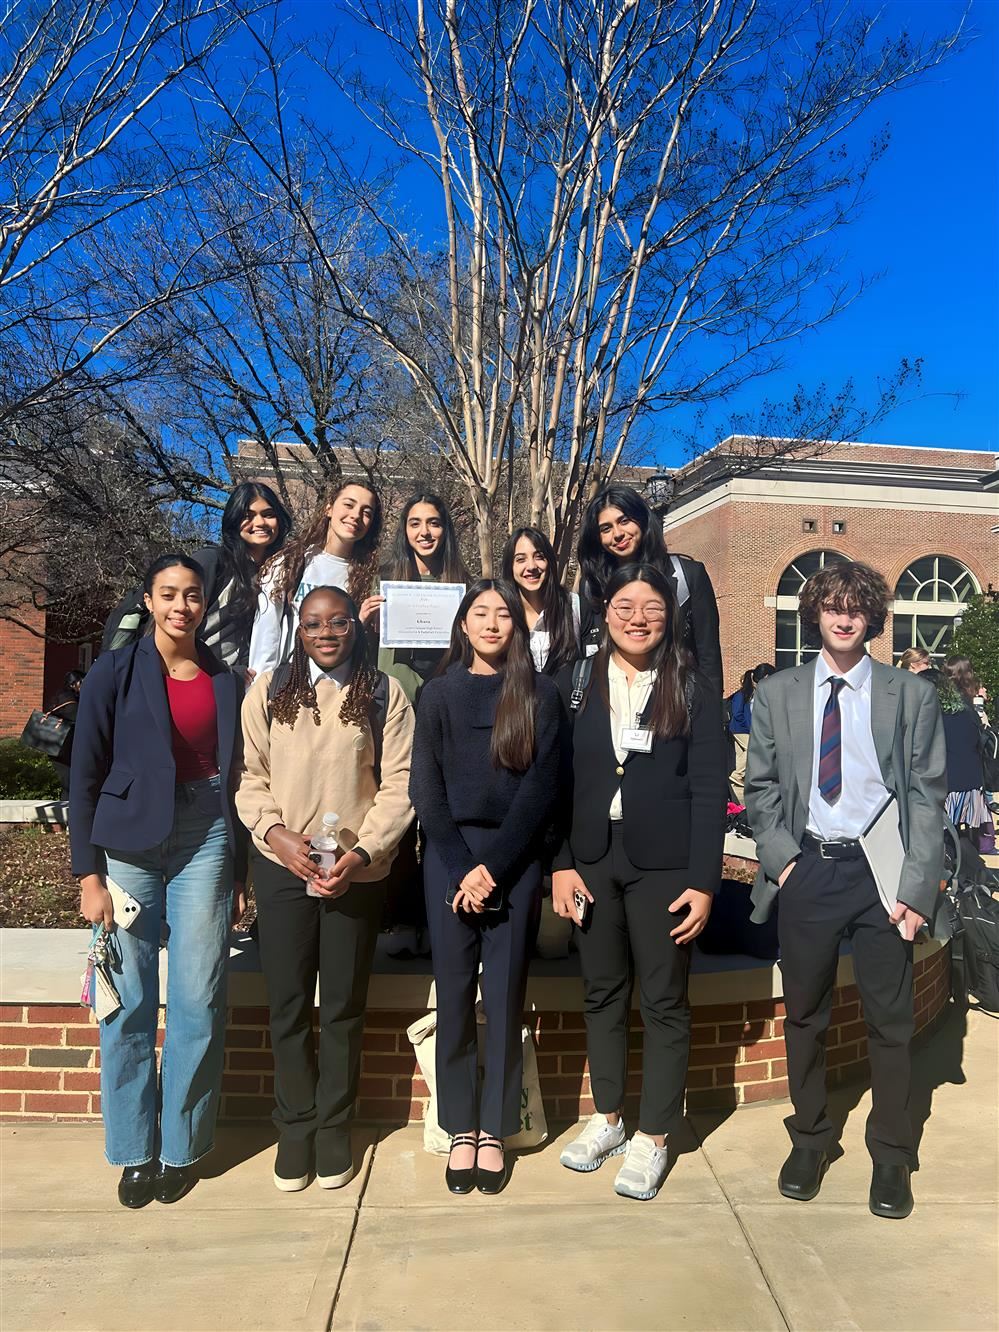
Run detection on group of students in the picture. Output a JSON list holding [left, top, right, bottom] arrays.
[[71, 479, 726, 1207], [69, 474, 949, 1222]]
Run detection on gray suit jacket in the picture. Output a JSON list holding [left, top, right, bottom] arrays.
[[745, 657, 947, 923]]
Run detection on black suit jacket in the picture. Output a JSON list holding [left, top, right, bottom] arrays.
[[579, 555, 722, 698], [553, 661, 728, 892], [70, 636, 246, 879]]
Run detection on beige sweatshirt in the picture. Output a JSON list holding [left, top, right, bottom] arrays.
[[236, 670, 415, 881]]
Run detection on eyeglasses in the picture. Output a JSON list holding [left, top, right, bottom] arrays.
[[607, 601, 667, 623], [300, 616, 354, 637]]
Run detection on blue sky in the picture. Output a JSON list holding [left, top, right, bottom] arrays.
[[282, 0, 997, 467]]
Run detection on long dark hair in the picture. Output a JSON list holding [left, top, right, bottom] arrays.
[[501, 526, 577, 676], [740, 662, 776, 702], [265, 480, 383, 610], [270, 587, 380, 731], [384, 492, 469, 583], [586, 562, 693, 739], [219, 482, 292, 625], [439, 578, 538, 772], [143, 552, 206, 595], [577, 485, 669, 610]]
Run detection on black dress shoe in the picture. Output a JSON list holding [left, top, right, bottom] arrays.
[[778, 1147, 829, 1201], [475, 1135, 508, 1196], [445, 1133, 478, 1195], [153, 1163, 192, 1205], [869, 1163, 913, 1219], [117, 1163, 155, 1209]]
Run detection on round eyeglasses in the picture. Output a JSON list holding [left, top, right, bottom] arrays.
[[300, 616, 354, 638], [607, 601, 667, 623]]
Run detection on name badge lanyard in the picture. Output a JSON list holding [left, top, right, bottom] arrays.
[[620, 705, 653, 755]]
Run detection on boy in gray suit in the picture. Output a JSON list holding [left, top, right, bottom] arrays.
[[746, 561, 945, 1219]]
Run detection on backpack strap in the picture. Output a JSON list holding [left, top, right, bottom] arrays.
[[569, 657, 594, 711]]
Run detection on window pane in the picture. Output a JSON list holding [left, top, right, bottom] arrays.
[[775, 611, 798, 651], [776, 549, 841, 597], [913, 615, 954, 658]]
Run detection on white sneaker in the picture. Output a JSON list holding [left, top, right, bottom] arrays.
[[614, 1133, 668, 1200], [560, 1113, 628, 1172]]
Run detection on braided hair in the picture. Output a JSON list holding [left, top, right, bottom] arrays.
[[269, 587, 380, 733]]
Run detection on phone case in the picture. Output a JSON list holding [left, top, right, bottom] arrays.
[[573, 890, 590, 924], [106, 877, 142, 931]]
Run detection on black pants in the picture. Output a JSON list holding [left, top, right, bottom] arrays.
[[575, 825, 692, 1136], [423, 827, 541, 1139], [778, 848, 915, 1166], [252, 852, 385, 1148]]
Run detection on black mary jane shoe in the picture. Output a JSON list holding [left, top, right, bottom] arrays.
[[475, 1134, 508, 1196], [445, 1134, 479, 1195], [869, 1163, 913, 1220], [117, 1163, 156, 1209], [153, 1163, 193, 1205]]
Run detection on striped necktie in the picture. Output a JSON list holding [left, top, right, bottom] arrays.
[[818, 677, 845, 804]]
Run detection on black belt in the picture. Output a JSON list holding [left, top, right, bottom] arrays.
[[801, 831, 865, 861]]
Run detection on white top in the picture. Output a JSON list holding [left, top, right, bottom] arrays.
[[308, 658, 353, 689], [808, 653, 889, 840], [249, 551, 351, 676], [607, 655, 656, 822], [528, 591, 581, 673]]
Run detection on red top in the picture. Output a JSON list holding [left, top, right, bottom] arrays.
[[165, 671, 219, 783]]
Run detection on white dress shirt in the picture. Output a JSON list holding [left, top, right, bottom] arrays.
[[607, 656, 656, 821], [808, 653, 889, 839], [308, 658, 353, 689]]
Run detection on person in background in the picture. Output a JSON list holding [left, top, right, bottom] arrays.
[[237, 586, 415, 1192], [745, 560, 945, 1221], [727, 663, 776, 802], [933, 657, 990, 846], [409, 580, 561, 1196], [898, 647, 930, 674], [71, 554, 246, 1210], [46, 668, 86, 798], [250, 481, 383, 676], [576, 485, 722, 696], [102, 482, 292, 673], [552, 563, 726, 1201], [501, 526, 579, 676], [376, 493, 470, 957]]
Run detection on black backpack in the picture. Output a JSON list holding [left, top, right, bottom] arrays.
[[265, 663, 391, 780], [944, 822, 999, 1016], [568, 655, 695, 717], [980, 722, 999, 790]]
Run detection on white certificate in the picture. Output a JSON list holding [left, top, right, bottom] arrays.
[[379, 581, 466, 649]]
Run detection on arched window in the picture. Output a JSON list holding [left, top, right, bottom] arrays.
[[892, 556, 979, 662], [774, 550, 845, 668]]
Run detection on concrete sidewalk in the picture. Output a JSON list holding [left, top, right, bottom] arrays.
[[2, 1006, 996, 1332]]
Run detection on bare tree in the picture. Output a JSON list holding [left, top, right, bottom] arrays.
[[213, 0, 961, 571]]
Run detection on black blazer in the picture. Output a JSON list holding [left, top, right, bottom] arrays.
[[553, 661, 727, 892], [69, 636, 246, 879], [580, 555, 722, 698]]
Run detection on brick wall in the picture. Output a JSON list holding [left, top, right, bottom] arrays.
[[0, 610, 46, 737], [0, 947, 950, 1124], [668, 499, 998, 696]]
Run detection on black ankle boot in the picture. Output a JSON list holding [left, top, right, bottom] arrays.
[[778, 1147, 828, 1201], [118, 1163, 155, 1209]]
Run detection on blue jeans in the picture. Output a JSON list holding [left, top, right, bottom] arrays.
[[100, 777, 233, 1167]]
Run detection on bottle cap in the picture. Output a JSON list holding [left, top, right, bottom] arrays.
[[322, 812, 341, 827]]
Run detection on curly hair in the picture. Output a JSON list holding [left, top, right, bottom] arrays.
[[263, 481, 382, 611], [798, 561, 890, 645], [269, 587, 380, 732]]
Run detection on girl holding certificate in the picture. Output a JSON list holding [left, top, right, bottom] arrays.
[[249, 482, 383, 676], [237, 585, 415, 1192], [501, 526, 580, 676], [551, 563, 726, 1201], [409, 580, 561, 1195], [378, 492, 470, 703]]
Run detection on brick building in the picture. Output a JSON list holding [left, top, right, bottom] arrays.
[[663, 438, 999, 696]]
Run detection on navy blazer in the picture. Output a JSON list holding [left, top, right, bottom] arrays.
[[69, 636, 246, 879]]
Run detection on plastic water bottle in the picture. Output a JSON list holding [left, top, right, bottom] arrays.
[[307, 812, 340, 897]]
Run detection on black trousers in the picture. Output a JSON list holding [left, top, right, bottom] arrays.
[[252, 852, 385, 1147], [574, 825, 692, 1136], [778, 848, 915, 1166], [423, 827, 541, 1139]]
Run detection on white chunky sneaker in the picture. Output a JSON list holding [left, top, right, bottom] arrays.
[[613, 1132, 669, 1200], [560, 1113, 628, 1173]]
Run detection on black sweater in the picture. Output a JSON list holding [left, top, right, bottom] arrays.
[[409, 664, 562, 888]]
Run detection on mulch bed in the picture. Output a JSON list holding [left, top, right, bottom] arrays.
[[0, 826, 80, 928]]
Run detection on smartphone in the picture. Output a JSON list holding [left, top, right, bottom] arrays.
[[445, 883, 502, 911], [572, 889, 590, 925], [106, 877, 142, 931]]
